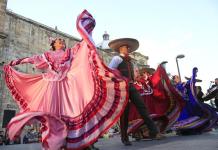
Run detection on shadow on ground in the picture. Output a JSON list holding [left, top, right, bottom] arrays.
[[96, 131, 218, 150]]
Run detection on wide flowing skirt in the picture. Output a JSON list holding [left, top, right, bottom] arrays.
[[4, 10, 128, 150]]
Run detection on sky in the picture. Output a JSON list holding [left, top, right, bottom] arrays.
[[7, 0, 218, 92]]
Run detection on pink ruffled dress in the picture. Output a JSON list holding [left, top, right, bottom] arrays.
[[4, 10, 128, 150]]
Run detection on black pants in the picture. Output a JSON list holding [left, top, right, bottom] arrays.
[[120, 84, 158, 139], [214, 99, 218, 109]]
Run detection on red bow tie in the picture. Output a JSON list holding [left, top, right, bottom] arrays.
[[122, 55, 131, 61]]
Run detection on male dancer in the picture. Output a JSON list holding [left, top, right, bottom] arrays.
[[109, 38, 163, 146]]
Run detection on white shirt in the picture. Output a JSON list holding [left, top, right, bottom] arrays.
[[108, 54, 126, 69]]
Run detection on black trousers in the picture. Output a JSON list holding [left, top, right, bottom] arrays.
[[214, 99, 218, 109], [120, 84, 158, 139]]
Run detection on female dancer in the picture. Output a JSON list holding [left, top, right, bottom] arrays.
[[4, 10, 128, 150], [128, 65, 184, 140], [172, 68, 218, 135]]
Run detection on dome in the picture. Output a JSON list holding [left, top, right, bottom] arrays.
[[96, 31, 111, 50]]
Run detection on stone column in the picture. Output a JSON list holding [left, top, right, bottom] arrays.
[[0, 0, 7, 35], [0, 0, 8, 53], [0, 0, 7, 131]]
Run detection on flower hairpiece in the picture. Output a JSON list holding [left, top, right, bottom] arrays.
[[49, 37, 56, 45]]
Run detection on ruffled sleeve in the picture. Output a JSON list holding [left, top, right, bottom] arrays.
[[8, 54, 48, 70], [30, 54, 49, 69]]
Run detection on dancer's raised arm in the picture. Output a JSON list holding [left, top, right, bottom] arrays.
[[9, 55, 42, 66], [76, 10, 96, 49]]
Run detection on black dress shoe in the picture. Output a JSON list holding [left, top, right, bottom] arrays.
[[83, 146, 92, 150], [149, 133, 165, 140], [121, 139, 132, 146], [90, 144, 100, 150]]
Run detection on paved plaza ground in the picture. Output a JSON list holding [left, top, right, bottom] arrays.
[[1, 130, 218, 150]]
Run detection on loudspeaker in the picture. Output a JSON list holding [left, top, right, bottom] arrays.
[[2, 109, 16, 128]]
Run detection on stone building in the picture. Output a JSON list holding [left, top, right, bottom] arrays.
[[0, 0, 149, 131]]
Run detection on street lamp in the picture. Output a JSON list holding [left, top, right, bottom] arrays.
[[176, 54, 185, 81]]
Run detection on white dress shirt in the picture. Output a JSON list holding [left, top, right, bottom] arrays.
[[108, 54, 126, 69]]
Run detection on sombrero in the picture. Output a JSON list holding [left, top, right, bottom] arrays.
[[185, 76, 202, 82], [139, 67, 155, 75], [108, 38, 139, 53]]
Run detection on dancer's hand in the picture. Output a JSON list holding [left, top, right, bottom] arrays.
[[9, 60, 18, 66], [9, 57, 31, 66]]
